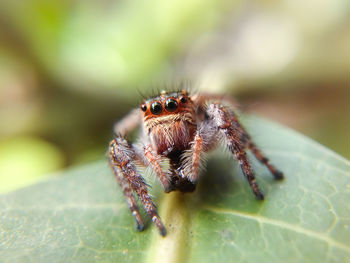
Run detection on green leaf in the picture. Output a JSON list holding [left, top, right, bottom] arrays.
[[1, 116, 350, 263]]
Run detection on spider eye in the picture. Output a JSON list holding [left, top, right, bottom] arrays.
[[180, 97, 187, 103], [141, 104, 147, 112], [150, 101, 162, 115], [165, 98, 178, 112]]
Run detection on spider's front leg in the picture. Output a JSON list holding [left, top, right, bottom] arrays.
[[206, 104, 265, 200], [108, 137, 166, 236], [142, 144, 172, 192], [179, 122, 218, 183], [179, 132, 204, 183]]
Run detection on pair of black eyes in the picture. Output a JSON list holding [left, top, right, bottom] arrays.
[[151, 99, 177, 114], [141, 97, 187, 114]]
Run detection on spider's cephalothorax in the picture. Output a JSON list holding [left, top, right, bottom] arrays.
[[108, 89, 284, 236], [141, 90, 197, 156]]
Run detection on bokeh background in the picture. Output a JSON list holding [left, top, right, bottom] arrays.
[[1, 0, 350, 193]]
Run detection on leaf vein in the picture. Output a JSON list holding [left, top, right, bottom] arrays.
[[204, 206, 350, 253]]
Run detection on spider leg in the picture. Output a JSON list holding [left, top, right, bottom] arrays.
[[195, 93, 284, 180], [231, 118, 284, 180], [180, 131, 204, 183], [108, 137, 166, 236], [113, 108, 142, 137], [142, 144, 172, 192], [206, 104, 265, 200], [109, 165, 144, 231], [179, 119, 219, 183], [246, 142, 284, 180]]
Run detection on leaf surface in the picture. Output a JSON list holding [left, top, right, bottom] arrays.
[[1, 116, 350, 263]]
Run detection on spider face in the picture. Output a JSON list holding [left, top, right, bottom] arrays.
[[108, 88, 284, 236], [140, 90, 197, 157]]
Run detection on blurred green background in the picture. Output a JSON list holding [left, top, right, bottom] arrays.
[[1, 0, 350, 193]]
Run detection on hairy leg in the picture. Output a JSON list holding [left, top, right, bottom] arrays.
[[206, 104, 265, 200], [194, 92, 284, 181], [113, 108, 142, 137], [180, 131, 204, 183], [108, 137, 166, 236], [109, 165, 144, 231], [247, 142, 284, 180], [143, 144, 172, 192], [179, 116, 219, 183], [231, 118, 284, 180]]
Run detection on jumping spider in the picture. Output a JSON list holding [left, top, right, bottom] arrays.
[[108, 89, 283, 236]]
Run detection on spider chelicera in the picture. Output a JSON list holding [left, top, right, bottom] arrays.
[[108, 89, 284, 236]]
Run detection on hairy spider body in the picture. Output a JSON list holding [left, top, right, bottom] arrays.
[[108, 89, 283, 236]]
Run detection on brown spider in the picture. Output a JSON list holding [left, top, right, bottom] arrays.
[[108, 89, 283, 236]]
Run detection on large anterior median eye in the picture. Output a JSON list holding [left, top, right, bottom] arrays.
[[165, 98, 178, 112], [151, 101, 162, 115]]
